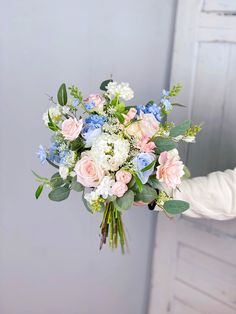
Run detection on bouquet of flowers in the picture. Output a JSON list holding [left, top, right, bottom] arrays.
[[33, 79, 201, 253]]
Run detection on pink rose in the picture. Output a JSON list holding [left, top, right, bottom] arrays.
[[115, 170, 132, 184], [136, 135, 156, 153], [124, 108, 137, 124], [84, 94, 105, 112], [139, 112, 159, 138], [111, 182, 128, 197], [156, 149, 184, 189], [75, 152, 104, 187], [61, 117, 83, 141]]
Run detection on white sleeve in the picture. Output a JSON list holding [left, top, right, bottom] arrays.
[[174, 168, 236, 220]]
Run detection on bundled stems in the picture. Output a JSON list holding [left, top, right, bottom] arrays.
[[99, 203, 126, 253]]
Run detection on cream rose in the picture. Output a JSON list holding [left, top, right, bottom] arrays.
[[74, 152, 104, 187], [61, 117, 83, 141]]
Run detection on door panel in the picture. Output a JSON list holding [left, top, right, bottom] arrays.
[[149, 1, 236, 313]]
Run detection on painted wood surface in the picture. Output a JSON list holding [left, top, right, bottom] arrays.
[[149, 0, 236, 313]]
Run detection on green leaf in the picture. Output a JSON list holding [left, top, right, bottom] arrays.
[[114, 190, 134, 211], [163, 200, 189, 214], [57, 83, 67, 106], [155, 137, 177, 154], [48, 186, 70, 202], [48, 112, 60, 131], [100, 79, 113, 91], [134, 185, 157, 203], [147, 176, 160, 189], [35, 184, 44, 199], [170, 120, 191, 138], [50, 172, 64, 188], [172, 103, 186, 108], [82, 192, 93, 213], [32, 170, 48, 181], [70, 137, 85, 152], [133, 174, 143, 192], [46, 158, 59, 169], [116, 102, 125, 113], [71, 176, 84, 192], [140, 160, 156, 172], [128, 176, 135, 188], [114, 112, 125, 124], [183, 165, 191, 179]]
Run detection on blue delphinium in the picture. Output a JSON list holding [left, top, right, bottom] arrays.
[[81, 124, 102, 147], [133, 153, 156, 184], [48, 142, 61, 163], [85, 114, 105, 126], [37, 145, 47, 164], [84, 101, 95, 110], [161, 98, 172, 111], [137, 103, 162, 122]]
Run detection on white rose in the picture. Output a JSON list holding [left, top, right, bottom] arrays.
[[59, 165, 69, 180]]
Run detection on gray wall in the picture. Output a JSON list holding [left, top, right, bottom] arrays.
[[0, 1, 176, 313]]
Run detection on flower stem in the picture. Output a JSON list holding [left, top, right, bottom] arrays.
[[99, 203, 127, 253]]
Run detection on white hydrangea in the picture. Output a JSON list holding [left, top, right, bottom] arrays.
[[84, 176, 115, 204], [42, 107, 61, 125], [107, 82, 134, 101], [91, 133, 130, 171]]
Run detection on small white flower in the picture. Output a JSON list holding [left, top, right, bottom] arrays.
[[59, 165, 69, 180], [106, 81, 134, 101], [43, 107, 61, 125], [96, 176, 115, 199], [183, 136, 195, 143], [61, 105, 71, 115]]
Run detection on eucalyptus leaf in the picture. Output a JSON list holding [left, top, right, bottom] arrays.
[[183, 165, 191, 179], [147, 176, 160, 189], [71, 176, 84, 192], [57, 83, 67, 106], [155, 137, 177, 154], [170, 120, 191, 138], [114, 190, 134, 211], [134, 185, 157, 203], [163, 200, 189, 214], [35, 184, 44, 199], [48, 186, 70, 202], [100, 79, 113, 91], [50, 172, 64, 188]]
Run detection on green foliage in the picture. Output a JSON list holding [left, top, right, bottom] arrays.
[[48, 185, 70, 202], [70, 137, 85, 152], [100, 79, 113, 91], [133, 174, 143, 192], [170, 120, 191, 138], [50, 172, 64, 188], [68, 85, 83, 102], [48, 112, 60, 132], [134, 185, 157, 203], [116, 102, 125, 113], [114, 190, 134, 211], [185, 124, 202, 137], [140, 160, 156, 172], [114, 112, 125, 124], [35, 184, 44, 199], [32, 170, 48, 182], [163, 200, 189, 214], [183, 165, 191, 179], [71, 176, 84, 192], [57, 83, 67, 106], [155, 137, 177, 154], [147, 176, 160, 189], [169, 84, 182, 97]]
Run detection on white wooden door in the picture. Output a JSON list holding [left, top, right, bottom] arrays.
[[149, 1, 236, 313]]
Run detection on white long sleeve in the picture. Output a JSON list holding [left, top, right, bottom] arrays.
[[174, 168, 236, 220]]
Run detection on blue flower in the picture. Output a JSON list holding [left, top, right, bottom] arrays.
[[161, 98, 172, 111], [161, 89, 170, 97], [85, 114, 105, 126], [81, 124, 102, 147], [72, 99, 79, 107], [133, 153, 156, 184], [136, 105, 147, 115], [85, 101, 95, 110], [137, 103, 162, 122], [59, 150, 69, 165], [37, 145, 47, 164], [48, 142, 60, 163]]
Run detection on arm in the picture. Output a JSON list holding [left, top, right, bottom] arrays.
[[174, 168, 236, 220]]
